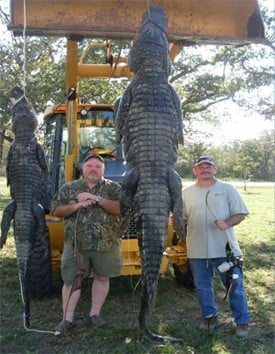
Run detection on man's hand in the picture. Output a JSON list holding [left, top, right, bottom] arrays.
[[53, 198, 94, 217], [78, 199, 94, 209], [214, 214, 246, 230], [77, 192, 97, 204], [214, 219, 228, 231]]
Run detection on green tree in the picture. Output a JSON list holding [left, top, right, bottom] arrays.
[[171, 39, 274, 144], [0, 33, 66, 165], [176, 132, 274, 182], [176, 142, 210, 178], [0, 1, 274, 174], [243, 133, 274, 180], [0, 34, 66, 121]]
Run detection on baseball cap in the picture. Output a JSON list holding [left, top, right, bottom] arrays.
[[194, 156, 214, 167], [83, 152, 104, 164]]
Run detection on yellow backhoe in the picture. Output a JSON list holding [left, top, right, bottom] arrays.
[[8, 0, 266, 285]]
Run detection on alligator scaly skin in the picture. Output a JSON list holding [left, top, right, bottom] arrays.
[[0, 87, 50, 327], [116, 6, 185, 342]]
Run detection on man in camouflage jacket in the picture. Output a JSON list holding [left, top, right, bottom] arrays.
[[51, 153, 122, 334]]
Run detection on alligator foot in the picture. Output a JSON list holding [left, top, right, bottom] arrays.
[[120, 215, 131, 234], [0, 200, 16, 248]]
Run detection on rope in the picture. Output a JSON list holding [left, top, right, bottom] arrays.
[[22, 0, 27, 93], [17, 268, 57, 335], [10, 94, 25, 107], [205, 190, 235, 300], [72, 209, 86, 292], [205, 190, 234, 250], [223, 281, 233, 301], [16, 0, 56, 325], [23, 319, 57, 335], [142, 0, 168, 37], [58, 208, 86, 337], [146, 0, 151, 16]]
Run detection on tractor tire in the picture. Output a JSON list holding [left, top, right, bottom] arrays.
[[172, 233, 195, 289], [172, 262, 195, 289], [30, 235, 53, 297]]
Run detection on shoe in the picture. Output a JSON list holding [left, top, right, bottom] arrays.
[[54, 320, 75, 335], [89, 315, 106, 327], [236, 324, 249, 338], [199, 314, 218, 331]]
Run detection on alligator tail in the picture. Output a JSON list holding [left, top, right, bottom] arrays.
[[138, 256, 183, 343], [136, 173, 184, 343]]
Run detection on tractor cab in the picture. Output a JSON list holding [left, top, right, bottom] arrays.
[[44, 102, 128, 199]]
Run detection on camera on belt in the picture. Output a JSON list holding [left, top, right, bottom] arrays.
[[218, 249, 243, 274]]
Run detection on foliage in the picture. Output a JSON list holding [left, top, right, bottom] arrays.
[[171, 42, 274, 142], [0, 34, 67, 120], [175, 131, 274, 181], [220, 133, 274, 182]]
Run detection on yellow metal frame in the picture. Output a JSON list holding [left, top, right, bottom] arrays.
[[64, 39, 133, 182], [10, 0, 266, 44], [46, 214, 184, 275]]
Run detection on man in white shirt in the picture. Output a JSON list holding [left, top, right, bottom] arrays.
[[183, 156, 250, 338]]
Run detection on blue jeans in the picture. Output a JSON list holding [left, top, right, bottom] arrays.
[[189, 258, 251, 325]]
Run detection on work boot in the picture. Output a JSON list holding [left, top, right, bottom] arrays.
[[54, 320, 75, 335], [199, 314, 218, 331], [236, 324, 250, 338]]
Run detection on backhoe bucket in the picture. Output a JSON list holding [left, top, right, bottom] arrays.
[[9, 0, 266, 44]]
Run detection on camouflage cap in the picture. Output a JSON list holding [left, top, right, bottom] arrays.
[[83, 152, 104, 164], [194, 156, 215, 167]]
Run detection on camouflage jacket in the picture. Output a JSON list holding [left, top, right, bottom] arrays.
[[51, 178, 121, 252]]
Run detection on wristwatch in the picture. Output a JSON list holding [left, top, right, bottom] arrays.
[[95, 196, 102, 205]]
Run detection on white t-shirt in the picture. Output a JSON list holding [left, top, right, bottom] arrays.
[[183, 181, 249, 258]]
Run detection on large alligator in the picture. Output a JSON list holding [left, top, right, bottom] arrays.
[[115, 6, 185, 342], [0, 87, 51, 327]]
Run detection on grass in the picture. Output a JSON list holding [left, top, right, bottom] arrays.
[[0, 177, 274, 354]]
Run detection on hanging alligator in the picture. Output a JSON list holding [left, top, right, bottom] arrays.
[[0, 87, 51, 327], [115, 5, 185, 343]]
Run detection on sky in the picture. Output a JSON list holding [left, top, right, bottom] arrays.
[[210, 101, 273, 145], [0, 0, 273, 145], [218, 116, 272, 144]]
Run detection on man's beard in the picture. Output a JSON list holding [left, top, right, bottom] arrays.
[[85, 174, 100, 183]]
